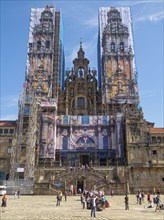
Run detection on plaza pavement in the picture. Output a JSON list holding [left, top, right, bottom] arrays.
[[0, 194, 163, 220]]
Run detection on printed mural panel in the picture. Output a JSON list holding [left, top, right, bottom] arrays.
[[40, 112, 55, 158], [39, 115, 125, 159]]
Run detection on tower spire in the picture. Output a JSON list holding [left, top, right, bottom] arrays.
[[80, 38, 82, 49]]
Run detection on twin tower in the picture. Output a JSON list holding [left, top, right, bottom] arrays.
[[24, 5, 139, 115], [10, 6, 143, 180]]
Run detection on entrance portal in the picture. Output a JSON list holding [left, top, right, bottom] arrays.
[[80, 154, 90, 166], [77, 180, 84, 193]]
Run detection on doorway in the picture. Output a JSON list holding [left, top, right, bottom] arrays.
[[77, 180, 84, 193], [80, 154, 90, 166]]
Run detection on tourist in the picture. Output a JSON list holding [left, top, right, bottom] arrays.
[[14, 191, 17, 199], [56, 193, 61, 206], [155, 195, 161, 212], [1, 194, 7, 212], [64, 191, 67, 201], [138, 192, 142, 205], [124, 194, 129, 210], [17, 190, 20, 199], [147, 192, 151, 204], [90, 195, 97, 217], [73, 188, 76, 195], [101, 195, 106, 209], [82, 195, 86, 209]]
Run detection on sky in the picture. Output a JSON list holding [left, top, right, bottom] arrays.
[[0, 0, 164, 127]]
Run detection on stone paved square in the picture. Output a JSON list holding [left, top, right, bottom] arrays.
[[0, 195, 163, 220]]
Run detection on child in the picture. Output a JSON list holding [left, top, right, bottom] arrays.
[[1, 194, 7, 212]]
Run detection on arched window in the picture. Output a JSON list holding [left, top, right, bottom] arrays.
[[78, 68, 84, 78], [120, 42, 124, 52], [103, 136, 108, 149], [63, 136, 68, 150], [37, 41, 41, 50], [157, 137, 161, 144], [111, 42, 115, 52], [77, 97, 85, 108], [46, 40, 50, 49]]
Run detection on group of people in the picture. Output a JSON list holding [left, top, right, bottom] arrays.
[[14, 190, 20, 199], [135, 191, 162, 212], [55, 188, 163, 217], [80, 190, 110, 218], [1, 188, 163, 216], [56, 190, 68, 206]]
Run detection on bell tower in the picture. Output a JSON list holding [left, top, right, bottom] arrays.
[[26, 6, 54, 99], [99, 7, 139, 114]]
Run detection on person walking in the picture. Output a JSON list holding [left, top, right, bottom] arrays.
[[17, 190, 20, 199], [82, 195, 86, 209], [1, 194, 7, 212], [14, 191, 17, 199], [64, 191, 67, 201], [138, 192, 142, 205], [155, 195, 161, 212], [147, 192, 151, 205], [56, 193, 61, 206], [90, 195, 97, 217], [124, 194, 129, 210]]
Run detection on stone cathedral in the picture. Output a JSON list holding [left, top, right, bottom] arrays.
[[8, 6, 163, 194]]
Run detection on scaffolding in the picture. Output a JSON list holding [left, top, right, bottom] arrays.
[[10, 90, 26, 180], [24, 97, 41, 180]]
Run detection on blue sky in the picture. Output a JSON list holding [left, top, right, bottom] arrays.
[[0, 0, 163, 127]]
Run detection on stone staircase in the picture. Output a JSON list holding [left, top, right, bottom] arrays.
[[34, 166, 126, 195]]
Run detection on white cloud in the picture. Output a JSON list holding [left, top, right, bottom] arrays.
[[83, 16, 98, 28], [137, 10, 164, 22], [115, 0, 163, 6], [65, 44, 80, 68], [65, 33, 98, 68]]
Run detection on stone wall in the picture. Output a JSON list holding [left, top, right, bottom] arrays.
[[3, 180, 34, 195]]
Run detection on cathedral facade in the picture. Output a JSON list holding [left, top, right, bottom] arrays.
[[7, 6, 164, 194]]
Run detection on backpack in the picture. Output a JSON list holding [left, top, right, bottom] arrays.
[[154, 196, 159, 204], [156, 196, 160, 203]]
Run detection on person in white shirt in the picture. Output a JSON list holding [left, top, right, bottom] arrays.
[[90, 195, 97, 217]]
